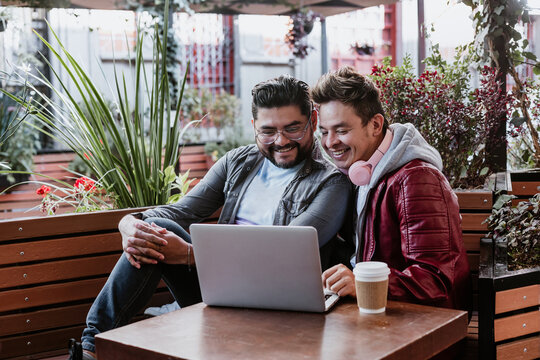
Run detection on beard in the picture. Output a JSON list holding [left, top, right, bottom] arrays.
[[259, 141, 312, 169]]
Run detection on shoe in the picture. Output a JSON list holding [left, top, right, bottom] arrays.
[[68, 338, 82, 360], [144, 301, 180, 316], [68, 338, 96, 360]]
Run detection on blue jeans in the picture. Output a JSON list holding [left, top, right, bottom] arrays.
[[81, 218, 202, 353]]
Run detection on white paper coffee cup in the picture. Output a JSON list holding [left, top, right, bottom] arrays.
[[353, 261, 390, 314]]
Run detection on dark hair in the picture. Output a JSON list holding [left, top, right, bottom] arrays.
[[311, 66, 388, 129], [251, 75, 311, 120]]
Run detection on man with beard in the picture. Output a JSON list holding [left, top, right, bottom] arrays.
[[69, 75, 352, 360]]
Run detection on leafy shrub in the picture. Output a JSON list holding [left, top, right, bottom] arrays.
[[370, 53, 513, 189], [486, 193, 540, 270]]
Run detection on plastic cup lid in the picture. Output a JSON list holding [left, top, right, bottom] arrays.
[[353, 261, 390, 278]]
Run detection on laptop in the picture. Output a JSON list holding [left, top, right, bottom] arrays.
[[189, 223, 340, 313]]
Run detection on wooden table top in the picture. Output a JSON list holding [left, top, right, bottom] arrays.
[[95, 300, 468, 360]]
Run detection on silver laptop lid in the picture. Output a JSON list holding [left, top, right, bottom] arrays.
[[190, 224, 327, 312]]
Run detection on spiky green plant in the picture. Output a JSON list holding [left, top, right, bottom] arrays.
[[2, 0, 195, 208]]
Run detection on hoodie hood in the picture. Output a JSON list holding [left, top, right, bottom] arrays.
[[368, 122, 443, 189]]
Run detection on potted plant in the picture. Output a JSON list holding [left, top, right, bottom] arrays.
[[2, 0, 194, 209], [0, 90, 39, 188], [285, 8, 322, 59], [478, 193, 540, 359], [370, 49, 512, 190], [0, 8, 10, 33]]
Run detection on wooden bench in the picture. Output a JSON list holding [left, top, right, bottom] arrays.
[[0, 144, 216, 359], [0, 208, 179, 359]]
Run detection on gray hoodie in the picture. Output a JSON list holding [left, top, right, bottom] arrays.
[[353, 123, 443, 264]]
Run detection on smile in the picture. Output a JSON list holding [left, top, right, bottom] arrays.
[[330, 148, 349, 157], [275, 145, 295, 153]]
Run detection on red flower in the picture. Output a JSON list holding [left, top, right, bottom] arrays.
[[74, 177, 96, 192], [36, 185, 51, 197]]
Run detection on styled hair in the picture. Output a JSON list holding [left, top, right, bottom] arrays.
[[251, 75, 311, 120], [311, 66, 388, 129]]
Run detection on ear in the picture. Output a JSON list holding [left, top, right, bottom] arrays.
[[370, 114, 384, 137], [309, 108, 318, 132]]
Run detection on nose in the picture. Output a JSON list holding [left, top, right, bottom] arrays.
[[324, 132, 339, 149], [273, 131, 290, 146]]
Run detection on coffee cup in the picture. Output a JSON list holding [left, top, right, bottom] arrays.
[[353, 261, 390, 314]]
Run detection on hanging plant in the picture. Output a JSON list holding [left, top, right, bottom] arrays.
[[285, 8, 322, 59], [350, 42, 375, 56]]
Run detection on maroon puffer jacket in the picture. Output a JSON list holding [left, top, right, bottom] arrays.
[[359, 159, 471, 312]]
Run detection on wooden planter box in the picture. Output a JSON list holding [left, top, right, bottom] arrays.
[[0, 207, 174, 359], [479, 238, 540, 360], [508, 169, 540, 206]]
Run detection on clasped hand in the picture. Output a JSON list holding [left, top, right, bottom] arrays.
[[119, 215, 189, 268]]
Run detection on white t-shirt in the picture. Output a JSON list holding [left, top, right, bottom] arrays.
[[235, 158, 304, 225]]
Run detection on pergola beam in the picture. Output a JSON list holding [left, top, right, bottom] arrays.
[[1, 0, 398, 16]]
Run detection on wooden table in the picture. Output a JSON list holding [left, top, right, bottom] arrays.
[[95, 300, 468, 360]]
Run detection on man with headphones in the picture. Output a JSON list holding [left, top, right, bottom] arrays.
[[312, 66, 471, 313]]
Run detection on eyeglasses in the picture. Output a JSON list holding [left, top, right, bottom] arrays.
[[254, 120, 312, 145]]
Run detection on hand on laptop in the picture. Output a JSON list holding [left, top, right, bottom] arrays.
[[119, 215, 168, 269], [322, 264, 356, 297]]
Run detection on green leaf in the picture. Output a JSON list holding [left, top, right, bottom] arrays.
[[479, 167, 489, 176], [522, 11, 530, 24], [511, 116, 527, 127], [163, 165, 176, 185], [534, 65, 540, 76], [523, 51, 537, 61], [493, 194, 514, 210]]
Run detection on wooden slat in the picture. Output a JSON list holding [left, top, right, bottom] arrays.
[[179, 145, 206, 154], [0, 254, 119, 289], [455, 191, 493, 210], [0, 325, 84, 359], [32, 163, 72, 175], [0, 183, 40, 193], [31, 171, 74, 181], [510, 181, 540, 196], [180, 162, 210, 171], [0, 207, 74, 220], [0, 289, 172, 359], [0, 207, 152, 241], [463, 233, 482, 252], [0, 199, 43, 211], [467, 254, 479, 272], [33, 153, 76, 163], [496, 335, 540, 360], [0, 233, 121, 266], [494, 310, 540, 342], [0, 277, 168, 313], [0, 303, 90, 337], [180, 153, 207, 163], [460, 213, 489, 231], [0, 277, 107, 313], [495, 285, 540, 314]]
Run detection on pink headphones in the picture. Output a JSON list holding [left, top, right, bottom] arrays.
[[348, 129, 393, 186]]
